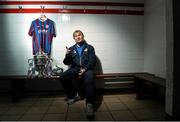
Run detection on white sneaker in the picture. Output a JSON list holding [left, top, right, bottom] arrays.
[[67, 94, 80, 105], [86, 103, 94, 118]]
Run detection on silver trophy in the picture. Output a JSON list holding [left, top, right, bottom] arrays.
[[27, 50, 50, 78], [33, 50, 49, 78]]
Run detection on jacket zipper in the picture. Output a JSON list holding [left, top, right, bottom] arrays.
[[80, 56, 82, 66]]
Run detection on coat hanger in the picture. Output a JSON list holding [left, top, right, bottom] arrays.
[[39, 6, 47, 21]]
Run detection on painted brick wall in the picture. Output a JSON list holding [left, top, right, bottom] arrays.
[[144, 0, 166, 78]]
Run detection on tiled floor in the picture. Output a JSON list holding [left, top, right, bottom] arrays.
[[0, 91, 165, 121]]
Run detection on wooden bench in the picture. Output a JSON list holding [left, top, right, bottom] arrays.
[[96, 73, 166, 99], [0, 72, 166, 102], [134, 73, 166, 100], [0, 76, 60, 102]]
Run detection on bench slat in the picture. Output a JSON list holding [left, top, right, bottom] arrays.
[[135, 74, 165, 87]]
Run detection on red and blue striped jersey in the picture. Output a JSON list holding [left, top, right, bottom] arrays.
[[28, 18, 56, 55]]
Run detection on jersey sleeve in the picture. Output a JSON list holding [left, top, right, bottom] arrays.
[[28, 21, 34, 36], [51, 21, 56, 37]]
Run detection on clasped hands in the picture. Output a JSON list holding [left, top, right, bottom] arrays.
[[79, 68, 86, 76]]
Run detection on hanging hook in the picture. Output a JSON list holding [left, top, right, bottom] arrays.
[[19, 5, 22, 9], [41, 6, 45, 9], [18, 5, 22, 12], [84, 8, 86, 13], [62, 5, 67, 14], [40, 5, 45, 13], [104, 6, 107, 14]]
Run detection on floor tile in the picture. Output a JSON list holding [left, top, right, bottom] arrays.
[[37, 96, 54, 101], [25, 106, 49, 114], [68, 103, 86, 113], [121, 98, 164, 110], [110, 110, 137, 120], [14, 100, 35, 107], [0, 107, 11, 115], [66, 112, 88, 121], [19, 113, 44, 121], [119, 95, 138, 103], [42, 113, 66, 121], [51, 100, 67, 106], [131, 108, 165, 120], [47, 106, 67, 114], [106, 102, 128, 111], [121, 99, 150, 110], [20, 96, 39, 102], [103, 96, 121, 103], [94, 111, 114, 120], [138, 99, 165, 109], [53, 96, 67, 101], [0, 114, 22, 121], [3, 106, 29, 115], [32, 100, 52, 107], [95, 102, 109, 112], [0, 103, 15, 108]]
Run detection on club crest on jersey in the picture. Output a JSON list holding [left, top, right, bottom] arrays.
[[46, 25, 49, 29], [84, 48, 88, 52]]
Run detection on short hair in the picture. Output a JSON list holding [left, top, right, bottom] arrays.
[[73, 30, 84, 38]]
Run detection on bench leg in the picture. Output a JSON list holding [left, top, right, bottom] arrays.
[[135, 78, 147, 100], [11, 79, 25, 102], [135, 78, 163, 100]]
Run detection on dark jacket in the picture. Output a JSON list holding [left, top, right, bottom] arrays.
[[63, 42, 96, 71]]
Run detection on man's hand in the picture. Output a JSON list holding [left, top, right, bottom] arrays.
[[79, 68, 86, 76], [66, 46, 71, 54]]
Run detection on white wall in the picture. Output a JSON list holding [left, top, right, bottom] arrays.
[[143, 0, 166, 78], [0, 10, 144, 75]]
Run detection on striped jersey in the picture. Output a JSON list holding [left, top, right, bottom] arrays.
[[28, 18, 56, 55]]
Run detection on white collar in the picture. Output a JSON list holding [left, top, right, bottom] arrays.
[[39, 16, 47, 22]]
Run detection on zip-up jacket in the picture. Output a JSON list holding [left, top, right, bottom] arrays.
[[63, 42, 96, 71]]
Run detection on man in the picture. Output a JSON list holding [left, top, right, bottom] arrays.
[[60, 30, 96, 118]]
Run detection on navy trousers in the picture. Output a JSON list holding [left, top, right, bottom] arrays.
[[60, 68, 96, 104]]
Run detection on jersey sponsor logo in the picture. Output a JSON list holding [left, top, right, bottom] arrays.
[[38, 29, 48, 33]]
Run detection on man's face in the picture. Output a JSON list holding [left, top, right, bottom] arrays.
[[74, 32, 84, 43]]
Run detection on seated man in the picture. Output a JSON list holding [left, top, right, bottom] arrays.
[[60, 30, 97, 118]]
